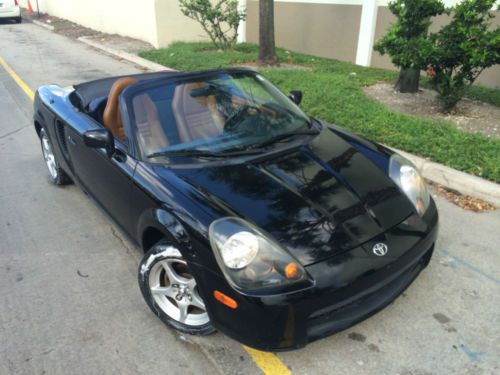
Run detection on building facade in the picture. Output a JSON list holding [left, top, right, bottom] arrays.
[[18, 0, 209, 48], [19, 0, 499, 88], [243, 0, 500, 88]]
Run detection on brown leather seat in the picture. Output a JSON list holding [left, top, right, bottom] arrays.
[[132, 93, 169, 154], [172, 82, 224, 143], [103, 77, 139, 140]]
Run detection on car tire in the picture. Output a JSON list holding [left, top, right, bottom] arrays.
[[16, 17, 22, 24], [138, 242, 216, 336], [39, 128, 72, 185]]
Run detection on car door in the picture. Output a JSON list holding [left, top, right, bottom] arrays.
[[65, 112, 137, 236]]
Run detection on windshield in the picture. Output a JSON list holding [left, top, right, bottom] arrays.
[[128, 71, 311, 159]]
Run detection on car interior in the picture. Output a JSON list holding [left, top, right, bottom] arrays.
[[72, 71, 287, 158], [72, 71, 176, 142], [76, 75, 246, 155]]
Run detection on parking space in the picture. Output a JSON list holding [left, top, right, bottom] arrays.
[[0, 21, 499, 375]]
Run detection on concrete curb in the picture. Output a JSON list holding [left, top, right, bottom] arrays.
[[78, 37, 173, 72], [31, 19, 55, 31], [392, 147, 500, 207]]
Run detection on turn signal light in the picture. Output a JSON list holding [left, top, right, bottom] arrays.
[[214, 290, 238, 309], [284, 262, 301, 280]]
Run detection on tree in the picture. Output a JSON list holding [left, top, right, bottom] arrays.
[[374, 0, 445, 93], [427, 0, 500, 111], [258, 0, 278, 66], [179, 0, 245, 50]]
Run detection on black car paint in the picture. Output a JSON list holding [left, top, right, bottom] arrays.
[[167, 127, 416, 267], [34, 74, 438, 351]]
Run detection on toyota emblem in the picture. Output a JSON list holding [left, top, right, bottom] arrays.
[[373, 243, 388, 256]]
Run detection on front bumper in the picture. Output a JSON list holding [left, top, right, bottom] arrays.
[[197, 201, 438, 351]]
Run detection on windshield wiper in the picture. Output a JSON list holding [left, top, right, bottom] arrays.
[[147, 148, 260, 159], [248, 129, 320, 150], [147, 129, 320, 159]]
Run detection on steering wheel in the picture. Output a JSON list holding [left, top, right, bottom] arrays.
[[261, 102, 296, 123], [224, 104, 261, 132]]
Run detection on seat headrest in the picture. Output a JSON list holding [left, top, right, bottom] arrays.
[[103, 77, 139, 139]]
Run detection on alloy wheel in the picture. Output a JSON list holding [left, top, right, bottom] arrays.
[[148, 256, 209, 327], [41, 132, 58, 179]]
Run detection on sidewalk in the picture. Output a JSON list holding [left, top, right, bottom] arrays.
[[23, 10, 500, 207]]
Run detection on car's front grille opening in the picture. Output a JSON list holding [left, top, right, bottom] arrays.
[[306, 242, 435, 341]]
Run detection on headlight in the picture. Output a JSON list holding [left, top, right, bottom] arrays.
[[209, 217, 313, 295], [389, 154, 430, 216], [220, 231, 259, 269]]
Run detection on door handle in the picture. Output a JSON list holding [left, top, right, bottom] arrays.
[[68, 135, 77, 145]]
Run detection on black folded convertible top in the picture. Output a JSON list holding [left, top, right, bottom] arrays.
[[73, 71, 180, 109]]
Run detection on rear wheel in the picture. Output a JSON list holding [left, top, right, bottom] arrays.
[[138, 243, 215, 335], [39, 128, 72, 185]]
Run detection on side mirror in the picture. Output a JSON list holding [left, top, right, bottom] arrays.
[[84, 129, 115, 157], [288, 90, 303, 105]]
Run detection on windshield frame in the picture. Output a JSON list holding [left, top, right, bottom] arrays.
[[120, 68, 313, 163]]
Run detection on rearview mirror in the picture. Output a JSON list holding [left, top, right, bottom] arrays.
[[83, 129, 115, 157], [288, 90, 303, 105]]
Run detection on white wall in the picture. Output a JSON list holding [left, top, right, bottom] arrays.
[[269, 0, 499, 5], [18, 0, 499, 52], [154, 0, 209, 47], [18, 0, 160, 47]]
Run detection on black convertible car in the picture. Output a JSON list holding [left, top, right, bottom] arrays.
[[34, 69, 438, 351]]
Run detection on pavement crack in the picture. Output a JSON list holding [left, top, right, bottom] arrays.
[[76, 270, 89, 278], [109, 225, 137, 259], [40, 349, 54, 356], [0, 125, 29, 139]]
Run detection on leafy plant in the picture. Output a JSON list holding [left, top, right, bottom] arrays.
[[427, 0, 500, 111], [179, 0, 245, 50], [374, 0, 445, 92]]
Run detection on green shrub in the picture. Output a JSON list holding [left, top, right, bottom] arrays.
[[374, 0, 445, 92], [427, 0, 500, 111], [179, 0, 245, 50]]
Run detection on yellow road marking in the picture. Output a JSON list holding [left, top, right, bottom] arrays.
[[0, 56, 35, 101], [0, 53, 293, 375], [243, 346, 292, 375]]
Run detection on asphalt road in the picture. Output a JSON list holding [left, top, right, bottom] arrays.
[[1, 21, 499, 375]]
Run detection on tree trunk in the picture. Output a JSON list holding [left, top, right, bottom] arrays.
[[395, 67, 420, 93], [258, 0, 277, 66]]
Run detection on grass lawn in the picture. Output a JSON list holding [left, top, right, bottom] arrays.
[[140, 42, 500, 183]]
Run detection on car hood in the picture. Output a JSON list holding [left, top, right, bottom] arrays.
[[156, 128, 414, 266]]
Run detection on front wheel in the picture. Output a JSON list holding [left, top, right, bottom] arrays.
[[138, 243, 215, 335], [39, 128, 72, 185]]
